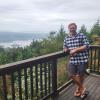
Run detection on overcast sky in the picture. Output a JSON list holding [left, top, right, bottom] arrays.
[[0, 0, 100, 33]]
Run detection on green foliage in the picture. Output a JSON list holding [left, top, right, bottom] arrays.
[[0, 52, 8, 65], [91, 19, 100, 36], [57, 58, 69, 87], [79, 24, 92, 43], [79, 24, 87, 34], [89, 19, 100, 44]]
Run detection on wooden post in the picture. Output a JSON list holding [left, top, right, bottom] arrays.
[[51, 59, 58, 99]]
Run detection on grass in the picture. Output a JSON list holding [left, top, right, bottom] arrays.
[[57, 57, 69, 87]]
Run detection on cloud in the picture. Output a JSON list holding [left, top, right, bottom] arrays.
[[0, 0, 100, 33]]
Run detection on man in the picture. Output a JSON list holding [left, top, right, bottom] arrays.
[[63, 23, 89, 98]]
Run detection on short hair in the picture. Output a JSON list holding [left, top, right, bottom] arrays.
[[68, 23, 77, 28]]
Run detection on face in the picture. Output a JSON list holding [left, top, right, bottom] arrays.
[[68, 24, 77, 34]]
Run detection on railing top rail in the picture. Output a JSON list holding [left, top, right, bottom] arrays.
[[90, 45, 100, 48]]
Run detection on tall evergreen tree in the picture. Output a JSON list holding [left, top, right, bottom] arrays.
[[79, 24, 90, 38], [79, 24, 87, 34], [91, 19, 100, 36]]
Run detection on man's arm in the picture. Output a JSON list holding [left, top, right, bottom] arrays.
[[70, 46, 86, 55], [74, 45, 87, 52]]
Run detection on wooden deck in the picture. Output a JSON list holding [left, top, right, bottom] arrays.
[[56, 74, 100, 100]]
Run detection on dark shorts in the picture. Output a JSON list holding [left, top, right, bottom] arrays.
[[67, 62, 86, 77]]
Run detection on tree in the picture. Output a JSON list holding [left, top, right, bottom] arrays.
[[79, 24, 94, 44], [57, 25, 66, 39], [56, 25, 66, 50], [91, 19, 100, 36], [79, 24, 87, 34]]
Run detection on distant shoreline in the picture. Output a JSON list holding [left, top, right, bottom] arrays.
[[0, 32, 48, 48], [0, 40, 33, 48], [0, 39, 44, 48]]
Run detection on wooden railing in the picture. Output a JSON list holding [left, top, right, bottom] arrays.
[[0, 50, 69, 100], [88, 45, 100, 74], [0, 45, 100, 100]]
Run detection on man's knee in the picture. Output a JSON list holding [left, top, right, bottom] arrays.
[[71, 74, 83, 79], [70, 74, 76, 79]]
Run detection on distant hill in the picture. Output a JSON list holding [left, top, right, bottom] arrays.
[[0, 32, 48, 42]]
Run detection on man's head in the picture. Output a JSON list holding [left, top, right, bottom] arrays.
[[68, 23, 77, 35]]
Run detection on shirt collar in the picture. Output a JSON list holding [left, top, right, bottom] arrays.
[[67, 32, 79, 38]]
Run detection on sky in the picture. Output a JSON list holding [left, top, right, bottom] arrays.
[[0, 0, 100, 33]]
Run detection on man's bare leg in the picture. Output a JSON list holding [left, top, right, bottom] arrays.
[[71, 74, 85, 96]]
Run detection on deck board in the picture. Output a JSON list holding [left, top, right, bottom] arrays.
[[56, 75, 100, 100]]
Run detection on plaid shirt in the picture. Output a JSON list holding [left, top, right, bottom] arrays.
[[63, 33, 89, 64]]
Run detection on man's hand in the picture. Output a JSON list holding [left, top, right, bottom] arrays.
[[70, 49, 77, 56], [63, 48, 68, 52], [70, 49, 77, 55]]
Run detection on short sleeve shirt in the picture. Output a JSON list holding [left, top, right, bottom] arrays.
[[63, 33, 90, 64]]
